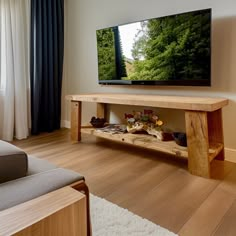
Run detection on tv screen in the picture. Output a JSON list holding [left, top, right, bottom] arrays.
[[96, 8, 211, 86]]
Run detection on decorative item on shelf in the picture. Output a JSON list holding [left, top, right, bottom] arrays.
[[146, 124, 172, 141], [96, 124, 127, 134], [90, 117, 106, 128], [172, 132, 187, 147], [125, 110, 172, 141]]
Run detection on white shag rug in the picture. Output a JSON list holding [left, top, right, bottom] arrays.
[[90, 194, 177, 236]]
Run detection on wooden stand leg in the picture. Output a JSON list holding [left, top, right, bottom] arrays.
[[97, 103, 106, 119], [208, 109, 225, 161], [185, 111, 210, 178], [71, 101, 82, 142]]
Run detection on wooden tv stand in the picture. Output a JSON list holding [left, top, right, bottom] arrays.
[[66, 93, 228, 178]]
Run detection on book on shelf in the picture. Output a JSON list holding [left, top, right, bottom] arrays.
[[96, 124, 127, 134]]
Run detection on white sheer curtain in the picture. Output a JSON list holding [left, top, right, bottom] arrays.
[[0, 0, 30, 141]]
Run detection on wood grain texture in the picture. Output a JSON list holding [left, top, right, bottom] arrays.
[[68, 94, 228, 178], [82, 128, 223, 162], [213, 200, 236, 236], [131, 169, 219, 232], [209, 143, 224, 162], [179, 186, 235, 236], [66, 93, 228, 112], [71, 101, 82, 142], [218, 165, 236, 196], [0, 187, 86, 236], [97, 103, 106, 119], [82, 127, 189, 158], [11, 129, 236, 235], [208, 109, 225, 160], [185, 111, 210, 177]]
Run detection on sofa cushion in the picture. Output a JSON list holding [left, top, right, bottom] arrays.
[[27, 155, 57, 175], [0, 141, 28, 183], [0, 168, 84, 211]]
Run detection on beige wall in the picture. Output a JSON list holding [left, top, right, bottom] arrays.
[[0, 91, 3, 137], [62, 0, 236, 159]]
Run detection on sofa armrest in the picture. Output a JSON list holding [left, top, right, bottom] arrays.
[[0, 168, 84, 211], [0, 186, 87, 236]]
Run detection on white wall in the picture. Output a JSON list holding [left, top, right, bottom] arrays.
[[63, 0, 236, 160]]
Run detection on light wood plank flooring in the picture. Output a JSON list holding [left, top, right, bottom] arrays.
[[12, 129, 236, 236]]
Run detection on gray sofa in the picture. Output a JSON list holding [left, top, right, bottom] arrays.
[[0, 140, 90, 235]]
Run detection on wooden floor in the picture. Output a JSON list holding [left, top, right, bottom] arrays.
[[12, 129, 236, 236]]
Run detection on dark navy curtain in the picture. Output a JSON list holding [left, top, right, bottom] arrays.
[[30, 0, 64, 135]]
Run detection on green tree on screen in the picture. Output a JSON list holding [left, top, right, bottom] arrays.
[[96, 27, 127, 80], [127, 11, 210, 81], [96, 28, 116, 80]]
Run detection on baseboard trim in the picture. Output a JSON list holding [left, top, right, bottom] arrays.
[[61, 120, 71, 129], [225, 148, 236, 163]]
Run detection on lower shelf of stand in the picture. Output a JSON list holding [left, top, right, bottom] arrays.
[[81, 128, 223, 161]]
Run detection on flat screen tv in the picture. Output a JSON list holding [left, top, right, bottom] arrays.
[[96, 8, 211, 86]]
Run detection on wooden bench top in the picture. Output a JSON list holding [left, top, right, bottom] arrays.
[[66, 93, 228, 112]]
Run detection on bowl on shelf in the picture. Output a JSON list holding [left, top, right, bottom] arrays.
[[172, 132, 187, 147], [90, 117, 106, 128]]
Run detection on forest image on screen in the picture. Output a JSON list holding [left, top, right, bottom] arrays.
[[96, 9, 211, 83]]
